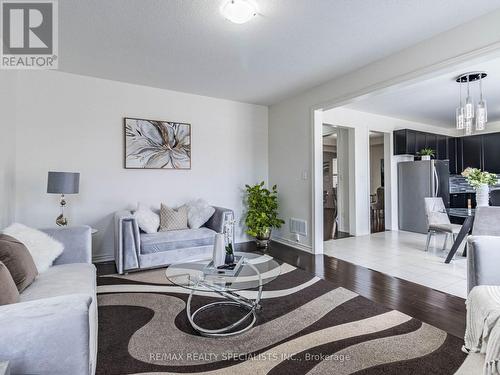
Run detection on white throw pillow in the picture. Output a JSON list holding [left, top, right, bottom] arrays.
[[2, 223, 64, 273], [187, 199, 215, 229], [134, 203, 160, 233]]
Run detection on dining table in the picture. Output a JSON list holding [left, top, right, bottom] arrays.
[[445, 208, 475, 263]]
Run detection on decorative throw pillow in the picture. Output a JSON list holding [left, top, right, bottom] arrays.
[[187, 199, 215, 229], [0, 261, 19, 305], [159, 204, 188, 231], [2, 223, 64, 273], [0, 234, 38, 292], [134, 203, 160, 234]]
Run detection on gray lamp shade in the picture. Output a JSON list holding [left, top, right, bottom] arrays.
[[47, 172, 80, 194]]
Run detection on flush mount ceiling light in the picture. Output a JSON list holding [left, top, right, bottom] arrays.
[[455, 72, 488, 135], [222, 0, 257, 24]]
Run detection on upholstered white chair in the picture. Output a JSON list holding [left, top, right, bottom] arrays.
[[424, 197, 462, 252]]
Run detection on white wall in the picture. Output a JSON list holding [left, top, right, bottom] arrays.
[[0, 71, 17, 228], [14, 71, 268, 260], [269, 9, 500, 249]]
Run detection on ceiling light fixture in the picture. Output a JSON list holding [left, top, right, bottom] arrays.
[[221, 0, 257, 24], [455, 72, 488, 135]]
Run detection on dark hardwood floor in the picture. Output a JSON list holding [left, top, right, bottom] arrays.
[[95, 240, 466, 339]]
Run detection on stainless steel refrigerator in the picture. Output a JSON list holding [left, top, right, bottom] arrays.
[[398, 160, 450, 234]]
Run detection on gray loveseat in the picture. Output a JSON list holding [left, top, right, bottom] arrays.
[[0, 226, 97, 375], [114, 206, 233, 274]]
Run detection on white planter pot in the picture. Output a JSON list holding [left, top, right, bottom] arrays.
[[421, 155, 431, 161], [476, 184, 490, 207]]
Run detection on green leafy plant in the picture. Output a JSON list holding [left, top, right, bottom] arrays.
[[225, 243, 233, 255], [417, 148, 435, 157], [245, 182, 285, 238], [461, 167, 498, 188]]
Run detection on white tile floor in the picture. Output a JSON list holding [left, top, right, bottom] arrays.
[[323, 230, 467, 298]]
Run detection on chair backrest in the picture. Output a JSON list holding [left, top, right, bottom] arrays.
[[374, 187, 384, 209], [472, 206, 500, 236], [490, 189, 500, 206], [424, 197, 450, 227]]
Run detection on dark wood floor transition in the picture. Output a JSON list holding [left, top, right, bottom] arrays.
[[96, 240, 466, 339]]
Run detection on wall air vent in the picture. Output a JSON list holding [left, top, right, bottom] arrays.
[[290, 218, 307, 237]]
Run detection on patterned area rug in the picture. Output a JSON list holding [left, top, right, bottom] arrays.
[[96, 255, 466, 375]]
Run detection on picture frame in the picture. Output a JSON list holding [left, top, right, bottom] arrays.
[[124, 117, 191, 169]]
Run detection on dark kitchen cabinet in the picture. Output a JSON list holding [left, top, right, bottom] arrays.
[[395, 129, 500, 175], [415, 132, 427, 153], [461, 135, 483, 170], [425, 133, 437, 154], [394, 130, 407, 155], [394, 129, 417, 155], [448, 137, 457, 174], [393, 129, 449, 158], [482, 132, 500, 173], [436, 135, 447, 161]]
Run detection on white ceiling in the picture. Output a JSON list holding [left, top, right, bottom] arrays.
[[59, 0, 500, 105], [346, 57, 500, 128]]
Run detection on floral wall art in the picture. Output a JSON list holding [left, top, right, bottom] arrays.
[[124, 117, 191, 169]]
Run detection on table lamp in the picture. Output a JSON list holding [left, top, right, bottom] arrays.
[[47, 171, 80, 226]]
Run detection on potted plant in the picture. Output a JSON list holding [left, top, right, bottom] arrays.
[[225, 242, 234, 264], [417, 148, 435, 161], [245, 182, 285, 248], [461, 167, 498, 207]]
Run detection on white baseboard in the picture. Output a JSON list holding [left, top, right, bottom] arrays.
[[272, 236, 313, 253], [92, 254, 114, 263]]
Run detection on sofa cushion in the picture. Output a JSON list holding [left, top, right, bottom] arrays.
[[134, 203, 160, 234], [140, 227, 216, 254], [0, 234, 38, 292], [0, 262, 19, 305], [187, 199, 215, 229], [159, 204, 188, 231], [3, 223, 64, 273], [20, 263, 96, 303]]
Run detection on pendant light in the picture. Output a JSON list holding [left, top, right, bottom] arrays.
[[455, 72, 488, 135], [476, 75, 487, 131]]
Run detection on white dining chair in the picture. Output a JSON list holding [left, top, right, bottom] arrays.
[[424, 197, 462, 252]]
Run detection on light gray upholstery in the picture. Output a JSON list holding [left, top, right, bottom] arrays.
[[424, 197, 462, 233], [205, 206, 233, 233], [140, 227, 216, 254], [20, 263, 96, 302], [42, 225, 92, 265], [0, 226, 96, 375], [114, 205, 233, 274], [430, 223, 462, 234], [467, 236, 500, 293], [467, 207, 500, 293], [0, 294, 92, 375], [472, 207, 500, 236]]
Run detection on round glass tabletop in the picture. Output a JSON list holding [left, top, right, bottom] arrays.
[[165, 252, 281, 292]]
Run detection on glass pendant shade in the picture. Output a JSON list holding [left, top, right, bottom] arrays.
[[476, 100, 487, 131], [456, 106, 464, 129], [464, 96, 474, 120], [465, 118, 473, 136]]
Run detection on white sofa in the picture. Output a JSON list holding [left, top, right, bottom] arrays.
[[0, 226, 97, 375], [114, 206, 234, 274]]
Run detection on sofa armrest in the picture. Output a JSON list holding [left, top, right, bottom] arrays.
[[0, 294, 92, 375], [205, 206, 234, 234], [467, 236, 500, 293], [42, 225, 92, 265], [114, 210, 140, 274]]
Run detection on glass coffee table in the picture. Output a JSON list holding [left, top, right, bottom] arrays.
[[165, 252, 281, 337]]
